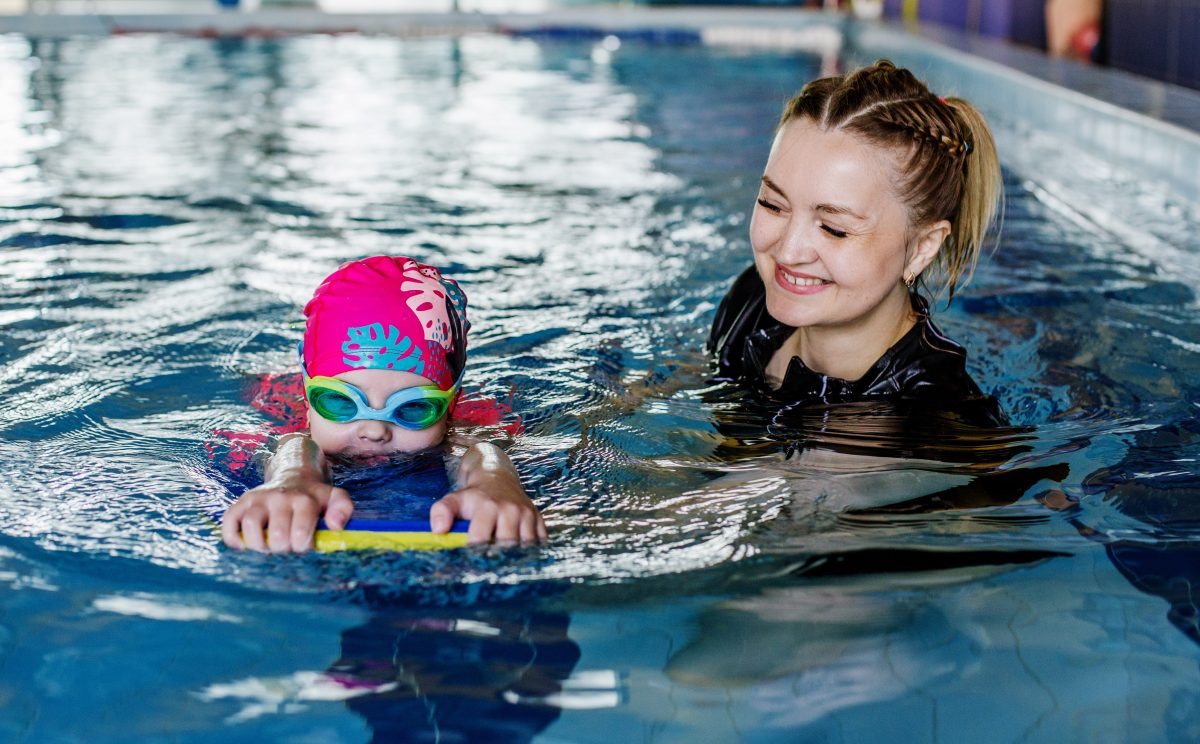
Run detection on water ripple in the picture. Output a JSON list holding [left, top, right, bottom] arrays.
[[0, 34, 1195, 604], [0, 232, 126, 248]]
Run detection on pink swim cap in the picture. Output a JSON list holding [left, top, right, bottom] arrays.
[[302, 256, 469, 391]]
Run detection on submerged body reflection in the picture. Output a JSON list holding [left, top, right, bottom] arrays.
[[1076, 415, 1200, 646], [330, 600, 581, 744]]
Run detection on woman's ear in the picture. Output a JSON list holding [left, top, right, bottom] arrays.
[[905, 219, 951, 279]]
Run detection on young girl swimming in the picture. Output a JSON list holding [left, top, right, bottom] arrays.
[[221, 255, 546, 553], [709, 60, 1006, 426]]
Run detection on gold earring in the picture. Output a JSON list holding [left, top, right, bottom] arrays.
[[903, 272, 916, 289]]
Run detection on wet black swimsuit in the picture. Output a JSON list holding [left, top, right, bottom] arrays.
[[708, 265, 1006, 428]]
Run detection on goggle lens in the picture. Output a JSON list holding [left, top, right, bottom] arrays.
[[309, 387, 360, 422], [395, 398, 445, 427]]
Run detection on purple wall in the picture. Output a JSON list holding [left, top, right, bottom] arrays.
[[877, 0, 1200, 92], [1106, 0, 1200, 90], [881, 0, 1046, 48]]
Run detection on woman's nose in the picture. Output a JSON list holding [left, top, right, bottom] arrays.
[[355, 418, 391, 442], [776, 222, 820, 265]]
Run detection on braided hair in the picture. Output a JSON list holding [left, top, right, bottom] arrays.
[[780, 60, 1002, 301]]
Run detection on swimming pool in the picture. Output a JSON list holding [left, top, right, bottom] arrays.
[[1, 22, 1200, 742]]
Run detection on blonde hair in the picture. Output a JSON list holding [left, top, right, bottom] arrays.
[[779, 60, 1002, 301]]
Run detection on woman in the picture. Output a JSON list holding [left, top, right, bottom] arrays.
[[709, 60, 1006, 429]]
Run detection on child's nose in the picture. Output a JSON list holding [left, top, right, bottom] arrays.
[[355, 419, 391, 443]]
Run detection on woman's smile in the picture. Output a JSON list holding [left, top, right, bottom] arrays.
[[775, 265, 833, 294]]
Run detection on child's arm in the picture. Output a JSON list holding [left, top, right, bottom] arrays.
[[431, 442, 547, 545], [220, 432, 354, 553]]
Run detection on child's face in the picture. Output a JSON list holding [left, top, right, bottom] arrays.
[[307, 368, 449, 457]]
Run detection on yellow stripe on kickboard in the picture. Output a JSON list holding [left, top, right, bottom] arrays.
[[313, 529, 469, 552], [229, 528, 470, 552]]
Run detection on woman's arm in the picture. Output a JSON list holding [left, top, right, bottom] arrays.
[[220, 432, 354, 553], [431, 441, 547, 545]]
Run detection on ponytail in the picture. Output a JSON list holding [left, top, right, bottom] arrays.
[[940, 97, 1003, 300]]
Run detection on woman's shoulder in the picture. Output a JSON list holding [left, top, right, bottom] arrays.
[[707, 265, 776, 378], [882, 313, 1007, 426], [708, 265, 763, 340], [888, 307, 972, 383]]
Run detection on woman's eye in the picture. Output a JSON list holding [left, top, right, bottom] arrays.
[[756, 198, 782, 214], [821, 224, 849, 239]]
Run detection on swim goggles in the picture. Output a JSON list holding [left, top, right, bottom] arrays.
[[299, 345, 460, 430]]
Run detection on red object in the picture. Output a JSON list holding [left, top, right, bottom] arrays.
[[1070, 21, 1101, 61], [452, 393, 524, 437], [247, 372, 309, 433]]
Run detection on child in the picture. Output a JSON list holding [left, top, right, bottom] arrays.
[[221, 255, 546, 553], [709, 60, 1006, 427]]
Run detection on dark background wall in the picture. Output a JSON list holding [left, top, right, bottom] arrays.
[[1105, 0, 1200, 90], [879, 0, 1199, 91], [645, 0, 1198, 92], [881, 0, 1047, 48]]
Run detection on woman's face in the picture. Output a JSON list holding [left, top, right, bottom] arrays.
[[307, 368, 448, 457], [750, 119, 940, 333]]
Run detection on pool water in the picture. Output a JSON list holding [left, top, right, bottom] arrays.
[[2, 31, 1200, 742]]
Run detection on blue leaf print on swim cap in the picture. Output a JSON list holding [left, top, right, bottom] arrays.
[[342, 323, 426, 376]]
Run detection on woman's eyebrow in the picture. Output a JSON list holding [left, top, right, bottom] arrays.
[[760, 175, 786, 198], [762, 177, 865, 220], [815, 202, 867, 220]]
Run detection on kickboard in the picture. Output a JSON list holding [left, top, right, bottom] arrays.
[[224, 449, 469, 552], [313, 516, 469, 552], [316, 451, 467, 552]]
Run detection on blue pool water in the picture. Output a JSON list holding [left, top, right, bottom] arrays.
[[2, 31, 1200, 742]]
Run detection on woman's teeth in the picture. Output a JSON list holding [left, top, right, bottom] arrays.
[[783, 274, 829, 287]]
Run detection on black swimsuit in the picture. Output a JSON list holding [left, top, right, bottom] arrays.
[[708, 265, 1007, 429]]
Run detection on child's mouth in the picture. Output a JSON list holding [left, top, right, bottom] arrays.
[[332, 450, 401, 467]]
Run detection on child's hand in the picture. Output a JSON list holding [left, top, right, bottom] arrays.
[[431, 442, 547, 545], [221, 433, 351, 553], [221, 477, 353, 553]]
